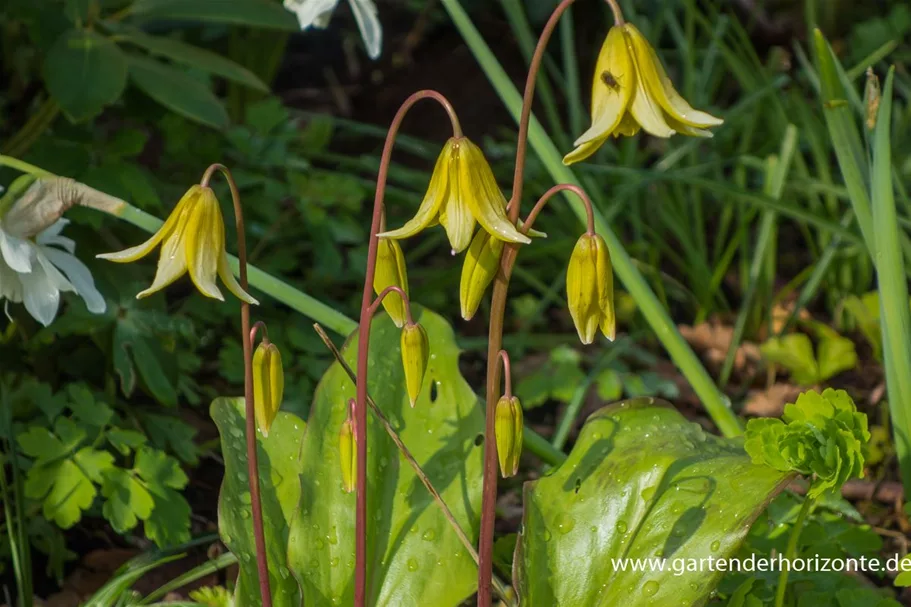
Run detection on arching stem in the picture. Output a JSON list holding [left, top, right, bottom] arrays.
[[522, 183, 596, 235], [354, 90, 461, 607], [200, 163, 272, 607]]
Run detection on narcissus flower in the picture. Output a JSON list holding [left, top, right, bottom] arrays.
[[0, 177, 105, 326], [564, 23, 723, 165], [252, 340, 284, 437], [339, 399, 357, 493], [566, 233, 615, 344], [400, 321, 429, 406], [374, 238, 409, 327], [378, 137, 531, 254], [495, 395, 523, 478], [98, 185, 256, 304]]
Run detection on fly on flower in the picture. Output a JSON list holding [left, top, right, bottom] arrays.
[[98, 185, 257, 304], [564, 22, 723, 165], [378, 137, 531, 254]]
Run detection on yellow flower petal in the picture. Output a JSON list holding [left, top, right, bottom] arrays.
[[185, 190, 225, 301], [459, 140, 530, 246], [377, 142, 452, 241], [137, 228, 188, 299], [97, 187, 198, 263], [625, 24, 723, 129], [563, 135, 610, 165], [614, 112, 642, 137], [439, 149, 476, 253], [573, 25, 634, 148], [217, 252, 258, 305], [624, 27, 675, 138]]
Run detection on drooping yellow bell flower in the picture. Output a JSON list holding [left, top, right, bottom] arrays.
[[378, 137, 531, 254], [252, 340, 284, 437], [564, 23, 723, 165], [566, 233, 615, 344], [98, 185, 257, 304]]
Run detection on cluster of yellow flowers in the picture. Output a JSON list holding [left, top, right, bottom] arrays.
[[96, 14, 722, 483]]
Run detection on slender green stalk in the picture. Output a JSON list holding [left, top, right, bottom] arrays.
[[441, 0, 742, 438], [870, 69, 911, 490], [718, 125, 798, 387], [774, 496, 815, 607]]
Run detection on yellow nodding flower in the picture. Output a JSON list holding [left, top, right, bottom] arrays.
[[97, 185, 257, 304], [339, 400, 356, 493], [566, 233, 615, 345], [459, 229, 504, 321], [374, 238, 409, 328], [495, 395, 523, 478], [400, 322, 429, 407], [252, 341, 283, 437], [564, 23, 724, 165], [377, 137, 531, 254]]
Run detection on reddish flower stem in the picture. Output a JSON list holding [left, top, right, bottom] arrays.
[[250, 320, 270, 346], [479, 1, 597, 604], [353, 89, 461, 607], [367, 285, 415, 325], [496, 350, 513, 398], [522, 183, 596, 235], [201, 163, 273, 607]]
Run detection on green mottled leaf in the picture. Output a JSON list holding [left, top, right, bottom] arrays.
[[287, 308, 483, 606], [129, 0, 299, 30], [128, 54, 229, 129], [516, 398, 793, 607], [212, 397, 305, 607], [44, 29, 127, 121]]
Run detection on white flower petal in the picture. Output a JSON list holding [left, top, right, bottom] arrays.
[[19, 259, 61, 326], [0, 228, 33, 273], [42, 247, 107, 314], [0, 254, 24, 303], [284, 0, 339, 29], [348, 0, 382, 59]]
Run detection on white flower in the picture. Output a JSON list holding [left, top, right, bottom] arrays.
[[283, 0, 382, 59], [0, 219, 105, 326]]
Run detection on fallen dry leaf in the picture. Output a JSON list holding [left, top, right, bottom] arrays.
[[679, 320, 761, 375], [743, 383, 804, 417]]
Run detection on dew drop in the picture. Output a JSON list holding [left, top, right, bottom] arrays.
[[407, 558, 419, 572], [555, 513, 575, 535], [422, 529, 436, 541], [615, 520, 628, 534], [710, 540, 721, 552], [643, 581, 659, 596]]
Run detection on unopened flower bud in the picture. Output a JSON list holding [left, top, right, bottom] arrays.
[[374, 238, 410, 327], [566, 233, 615, 344], [252, 340, 284, 437], [400, 322, 429, 406], [495, 396, 523, 477], [460, 229, 504, 321], [339, 400, 357, 493]]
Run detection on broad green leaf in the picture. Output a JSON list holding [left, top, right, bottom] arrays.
[[101, 468, 154, 533], [128, 0, 299, 30], [134, 447, 192, 547], [44, 29, 127, 122], [212, 398, 304, 607], [128, 54, 229, 129], [287, 308, 483, 606], [759, 333, 819, 385], [816, 335, 858, 381], [515, 398, 792, 607], [119, 29, 268, 91], [107, 429, 147, 455], [844, 292, 882, 360]]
